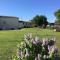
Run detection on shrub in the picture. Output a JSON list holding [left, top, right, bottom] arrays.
[[14, 33, 58, 60]]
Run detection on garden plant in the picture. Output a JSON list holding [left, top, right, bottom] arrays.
[[14, 33, 58, 60]]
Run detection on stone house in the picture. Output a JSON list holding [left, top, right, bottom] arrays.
[[18, 21, 32, 28], [54, 23, 60, 32], [24, 22, 32, 28], [0, 16, 32, 30], [0, 16, 19, 30], [18, 21, 24, 29]]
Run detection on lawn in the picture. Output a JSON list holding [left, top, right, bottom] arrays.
[[0, 28, 60, 60]]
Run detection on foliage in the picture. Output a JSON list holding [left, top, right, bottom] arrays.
[[0, 28, 60, 60], [14, 33, 58, 60], [54, 9, 60, 24], [55, 9, 60, 18], [31, 15, 48, 28]]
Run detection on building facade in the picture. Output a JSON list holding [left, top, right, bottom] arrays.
[[18, 21, 24, 29], [0, 16, 19, 30], [54, 23, 60, 32], [0, 16, 32, 30], [24, 22, 32, 28]]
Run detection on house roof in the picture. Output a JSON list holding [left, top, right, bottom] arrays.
[[18, 21, 25, 23], [49, 23, 55, 25], [0, 16, 19, 19]]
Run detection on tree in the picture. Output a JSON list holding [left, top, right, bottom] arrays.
[[31, 15, 48, 28], [54, 9, 60, 24]]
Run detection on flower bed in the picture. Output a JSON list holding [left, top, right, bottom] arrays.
[[14, 33, 58, 60]]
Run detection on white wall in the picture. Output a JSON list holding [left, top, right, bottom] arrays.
[[18, 21, 24, 29], [0, 16, 19, 29]]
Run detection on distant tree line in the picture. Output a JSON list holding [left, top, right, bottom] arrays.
[[31, 15, 48, 28], [29, 9, 60, 28], [54, 9, 60, 24]]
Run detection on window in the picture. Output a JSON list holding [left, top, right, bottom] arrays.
[[3, 21, 6, 24]]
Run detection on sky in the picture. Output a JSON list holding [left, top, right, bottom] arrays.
[[0, 0, 60, 23]]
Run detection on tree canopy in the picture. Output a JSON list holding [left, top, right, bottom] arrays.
[[31, 15, 48, 28], [54, 9, 60, 24], [55, 9, 60, 18]]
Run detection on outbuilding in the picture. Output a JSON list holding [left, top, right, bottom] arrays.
[[54, 23, 60, 32]]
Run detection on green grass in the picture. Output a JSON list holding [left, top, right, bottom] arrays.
[[0, 28, 60, 60]]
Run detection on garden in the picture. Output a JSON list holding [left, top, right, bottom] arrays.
[[0, 28, 60, 60]]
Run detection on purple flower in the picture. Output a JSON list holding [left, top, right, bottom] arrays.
[[48, 38, 56, 46], [25, 48, 29, 57], [24, 34, 30, 44], [43, 55, 49, 59], [24, 33, 33, 45], [32, 37, 42, 45], [37, 54, 41, 60], [17, 49, 23, 59], [35, 56, 38, 60], [48, 45, 54, 53], [29, 33, 32, 39], [42, 38, 49, 46], [32, 38, 37, 45], [43, 55, 46, 59], [24, 33, 32, 41], [17, 49, 21, 57], [54, 47, 58, 54], [16, 34, 58, 60], [48, 46, 58, 54]]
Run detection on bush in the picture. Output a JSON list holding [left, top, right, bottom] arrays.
[[14, 33, 58, 60]]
